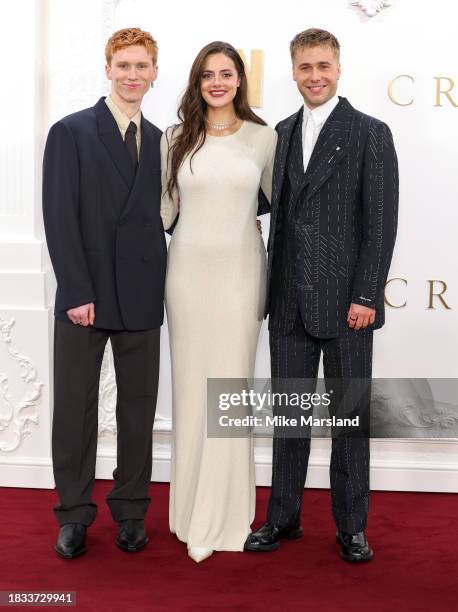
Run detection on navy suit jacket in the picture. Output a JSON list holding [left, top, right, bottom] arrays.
[[42, 97, 166, 331]]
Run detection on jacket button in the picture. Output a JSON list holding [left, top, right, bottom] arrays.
[[142, 255, 150, 262]]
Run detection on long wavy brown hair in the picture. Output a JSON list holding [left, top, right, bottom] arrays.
[[165, 41, 266, 198]]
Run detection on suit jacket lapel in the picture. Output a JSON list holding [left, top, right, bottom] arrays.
[[300, 97, 356, 201], [272, 110, 301, 208], [95, 97, 135, 190], [269, 109, 301, 246], [286, 107, 305, 195]]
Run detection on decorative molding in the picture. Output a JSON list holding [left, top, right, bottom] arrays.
[[0, 456, 55, 488], [349, 0, 392, 18], [91, 434, 458, 492], [98, 342, 117, 434], [2, 436, 458, 491], [98, 342, 172, 435], [0, 315, 43, 452], [370, 380, 458, 438], [153, 415, 173, 431]]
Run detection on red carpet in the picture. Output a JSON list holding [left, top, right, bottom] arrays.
[[0, 482, 457, 611]]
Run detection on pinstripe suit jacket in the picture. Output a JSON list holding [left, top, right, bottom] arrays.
[[267, 97, 399, 338]]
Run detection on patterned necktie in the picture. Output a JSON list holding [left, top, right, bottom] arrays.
[[125, 121, 138, 171]]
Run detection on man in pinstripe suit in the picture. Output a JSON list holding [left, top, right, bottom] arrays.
[[245, 28, 398, 561]]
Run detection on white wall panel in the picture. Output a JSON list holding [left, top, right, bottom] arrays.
[[0, 0, 456, 491]]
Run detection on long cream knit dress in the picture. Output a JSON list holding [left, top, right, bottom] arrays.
[[160, 121, 277, 551]]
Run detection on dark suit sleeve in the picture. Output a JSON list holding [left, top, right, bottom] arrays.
[[165, 213, 179, 236], [42, 121, 96, 311], [266, 123, 282, 254], [257, 190, 270, 215], [257, 126, 278, 216], [351, 120, 399, 309]]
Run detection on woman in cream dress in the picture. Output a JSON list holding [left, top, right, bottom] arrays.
[[160, 42, 277, 562]]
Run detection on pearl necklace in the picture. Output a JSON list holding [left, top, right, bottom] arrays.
[[205, 116, 238, 131]]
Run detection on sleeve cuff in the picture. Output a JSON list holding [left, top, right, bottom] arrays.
[[351, 294, 376, 309]]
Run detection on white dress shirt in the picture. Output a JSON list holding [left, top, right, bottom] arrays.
[[302, 94, 339, 172]]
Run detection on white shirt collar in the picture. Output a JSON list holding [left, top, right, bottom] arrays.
[[304, 94, 340, 128], [105, 95, 141, 134]]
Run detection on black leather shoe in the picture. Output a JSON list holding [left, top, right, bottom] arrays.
[[55, 523, 87, 559], [337, 530, 374, 562], [244, 522, 303, 552], [116, 519, 148, 552]]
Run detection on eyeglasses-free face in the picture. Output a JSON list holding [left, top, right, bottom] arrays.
[[200, 52, 240, 110], [106, 44, 158, 107], [292, 44, 341, 110]]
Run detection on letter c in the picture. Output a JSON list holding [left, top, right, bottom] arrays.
[[388, 75, 414, 106]]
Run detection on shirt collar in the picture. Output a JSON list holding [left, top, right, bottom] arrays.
[[304, 94, 339, 128], [105, 95, 141, 134]]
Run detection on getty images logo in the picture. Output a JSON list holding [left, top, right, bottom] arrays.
[[218, 389, 332, 411]]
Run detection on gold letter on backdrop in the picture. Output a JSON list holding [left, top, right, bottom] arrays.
[[388, 75, 414, 106], [427, 280, 452, 309], [237, 49, 264, 108], [385, 278, 407, 308], [434, 77, 458, 107]]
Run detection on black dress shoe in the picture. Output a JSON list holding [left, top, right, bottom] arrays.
[[244, 522, 303, 552], [55, 523, 87, 559], [337, 530, 374, 562], [116, 519, 148, 552]]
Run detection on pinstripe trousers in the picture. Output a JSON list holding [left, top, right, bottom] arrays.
[[267, 313, 373, 534]]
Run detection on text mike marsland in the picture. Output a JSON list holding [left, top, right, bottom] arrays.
[[218, 415, 360, 428]]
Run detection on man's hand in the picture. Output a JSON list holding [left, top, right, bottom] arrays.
[[67, 303, 95, 327], [347, 303, 375, 330], [256, 219, 262, 235]]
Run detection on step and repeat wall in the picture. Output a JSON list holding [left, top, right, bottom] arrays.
[[0, 0, 457, 491]]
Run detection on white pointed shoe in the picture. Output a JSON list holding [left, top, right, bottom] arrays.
[[188, 546, 214, 563]]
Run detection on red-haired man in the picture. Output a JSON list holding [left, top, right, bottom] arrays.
[[43, 28, 164, 559]]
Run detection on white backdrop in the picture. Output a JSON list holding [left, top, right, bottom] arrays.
[[0, 0, 457, 491]]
